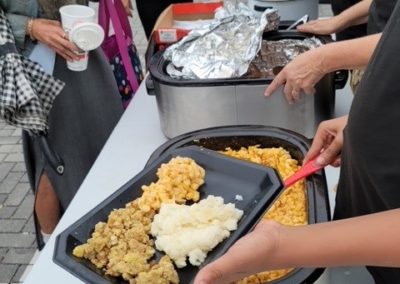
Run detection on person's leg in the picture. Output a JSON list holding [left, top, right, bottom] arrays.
[[34, 172, 60, 234]]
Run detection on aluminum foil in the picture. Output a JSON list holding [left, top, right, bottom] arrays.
[[245, 37, 323, 79], [164, 3, 279, 79]]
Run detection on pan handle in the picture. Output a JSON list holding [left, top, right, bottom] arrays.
[[38, 135, 64, 175]]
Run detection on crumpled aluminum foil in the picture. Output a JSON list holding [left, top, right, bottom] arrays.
[[164, 3, 280, 79], [246, 37, 323, 79]]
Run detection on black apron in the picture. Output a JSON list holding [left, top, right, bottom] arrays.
[[334, 0, 400, 282]]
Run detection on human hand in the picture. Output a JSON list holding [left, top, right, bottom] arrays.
[[264, 48, 326, 104], [30, 19, 80, 61], [193, 221, 281, 284], [121, 0, 133, 17], [303, 115, 348, 167], [296, 17, 342, 35]]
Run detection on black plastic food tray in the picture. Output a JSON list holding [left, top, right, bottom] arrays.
[[146, 125, 331, 284], [53, 146, 283, 284]]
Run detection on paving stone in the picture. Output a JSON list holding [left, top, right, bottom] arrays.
[[0, 206, 16, 219], [0, 145, 15, 153], [0, 248, 7, 262], [0, 233, 35, 248], [12, 264, 28, 283], [4, 183, 29, 206], [0, 172, 24, 194], [0, 264, 18, 283], [11, 129, 21, 137], [11, 163, 26, 173], [0, 194, 6, 204], [19, 173, 29, 183], [0, 130, 14, 137], [22, 215, 35, 234], [0, 220, 25, 233], [13, 194, 34, 220], [3, 248, 36, 264], [0, 137, 20, 145], [12, 264, 30, 283], [4, 153, 24, 163], [12, 144, 23, 153], [0, 163, 13, 181], [2, 125, 16, 130]]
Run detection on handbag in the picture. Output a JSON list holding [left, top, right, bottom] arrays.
[[99, 0, 144, 108]]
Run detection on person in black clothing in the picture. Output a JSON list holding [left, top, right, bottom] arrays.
[[136, 0, 191, 39], [193, 1, 400, 283]]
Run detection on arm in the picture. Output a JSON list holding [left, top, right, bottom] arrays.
[[334, 0, 372, 31], [265, 33, 381, 102], [319, 31, 380, 72], [194, 209, 400, 284], [297, 0, 372, 35]]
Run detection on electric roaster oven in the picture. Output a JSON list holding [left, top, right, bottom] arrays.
[[147, 30, 347, 139]]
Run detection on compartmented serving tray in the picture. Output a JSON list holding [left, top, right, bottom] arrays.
[[146, 125, 331, 284], [53, 146, 283, 284]]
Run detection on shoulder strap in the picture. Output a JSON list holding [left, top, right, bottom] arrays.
[[98, 0, 110, 37], [104, 0, 139, 92], [99, 0, 133, 39]]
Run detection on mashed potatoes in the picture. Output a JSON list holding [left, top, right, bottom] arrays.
[[151, 195, 243, 268]]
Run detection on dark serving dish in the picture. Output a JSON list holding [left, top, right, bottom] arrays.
[[53, 145, 284, 284], [146, 125, 331, 284]]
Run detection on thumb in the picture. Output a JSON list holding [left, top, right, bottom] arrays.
[[193, 264, 224, 284], [194, 253, 247, 284]]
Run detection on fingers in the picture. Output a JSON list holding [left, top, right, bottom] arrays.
[[316, 133, 343, 166], [50, 34, 80, 61], [31, 19, 80, 61], [296, 19, 329, 35], [303, 126, 329, 165], [283, 81, 295, 104], [265, 71, 286, 97], [296, 21, 316, 33], [193, 253, 247, 284]]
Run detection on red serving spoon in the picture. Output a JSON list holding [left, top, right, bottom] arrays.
[[284, 158, 323, 188]]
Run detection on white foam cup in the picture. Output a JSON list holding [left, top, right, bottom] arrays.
[[59, 5, 96, 71]]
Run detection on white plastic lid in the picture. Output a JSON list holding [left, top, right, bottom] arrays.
[[69, 22, 105, 51]]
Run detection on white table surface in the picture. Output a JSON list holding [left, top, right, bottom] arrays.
[[24, 80, 373, 284]]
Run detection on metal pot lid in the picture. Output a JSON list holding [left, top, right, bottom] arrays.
[[69, 22, 104, 51]]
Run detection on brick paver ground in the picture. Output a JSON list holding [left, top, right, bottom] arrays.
[[0, 2, 332, 283], [0, 121, 36, 284]]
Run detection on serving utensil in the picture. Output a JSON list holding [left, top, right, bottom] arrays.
[[284, 157, 323, 188], [286, 14, 310, 31]]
